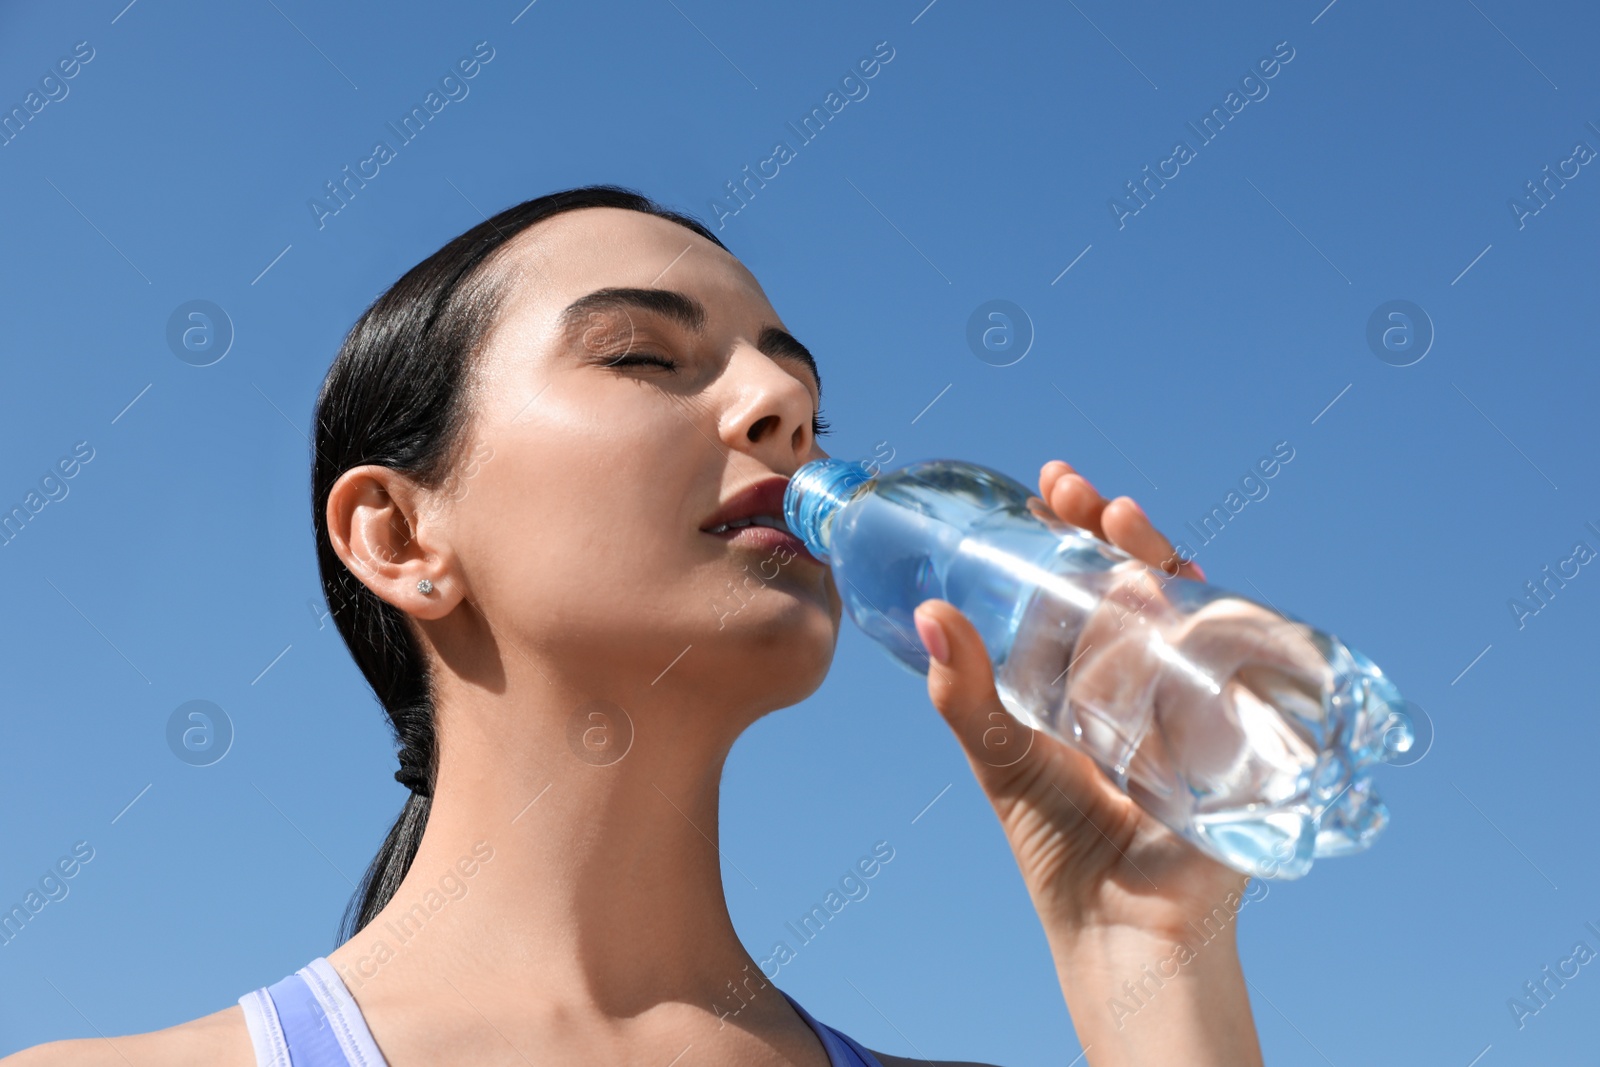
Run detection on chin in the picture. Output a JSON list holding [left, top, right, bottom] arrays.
[[718, 598, 838, 711]]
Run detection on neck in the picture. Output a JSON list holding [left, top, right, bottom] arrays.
[[329, 668, 768, 1020]]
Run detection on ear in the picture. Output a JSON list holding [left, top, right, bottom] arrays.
[[326, 465, 461, 620]]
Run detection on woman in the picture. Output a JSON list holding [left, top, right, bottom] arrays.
[[7, 186, 1263, 1065]]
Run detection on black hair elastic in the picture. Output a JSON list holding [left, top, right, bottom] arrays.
[[394, 746, 433, 798]]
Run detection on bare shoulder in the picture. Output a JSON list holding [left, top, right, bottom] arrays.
[[869, 1051, 1005, 1067], [0, 1004, 255, 1067]]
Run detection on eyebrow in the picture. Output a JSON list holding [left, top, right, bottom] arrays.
[[757, 325, 823, 402], [557, 287, 821, 399]]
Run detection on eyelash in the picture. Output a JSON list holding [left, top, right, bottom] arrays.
[[605, 352, 677, 371], [606, 353, 832, 438]]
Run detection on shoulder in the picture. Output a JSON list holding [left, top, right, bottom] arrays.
[[0, 1004, 256, 1067]]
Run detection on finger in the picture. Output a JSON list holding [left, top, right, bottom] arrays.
[[1045, 471, 1109, 540], [1038, 459, 1076, 502], [1100, 496, 1206, 581], [1039, 463, 1206, 579], [912, 599, 1037, 796]]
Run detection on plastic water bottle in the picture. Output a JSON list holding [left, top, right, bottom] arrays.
[[784, 457, 1414, 880]]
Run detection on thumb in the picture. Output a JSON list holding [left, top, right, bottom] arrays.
[[912, 599, 1038, 795]]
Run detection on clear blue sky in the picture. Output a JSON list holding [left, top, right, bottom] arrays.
[[2, 1, 1597, 1063]]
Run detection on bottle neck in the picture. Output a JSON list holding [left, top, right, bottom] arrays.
[[783, 459, 876, 564]]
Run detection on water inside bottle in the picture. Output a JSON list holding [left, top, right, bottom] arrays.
[[998, 562, 1411, 879]]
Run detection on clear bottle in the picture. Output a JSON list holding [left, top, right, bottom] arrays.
[[785, 457, 1414, 879]]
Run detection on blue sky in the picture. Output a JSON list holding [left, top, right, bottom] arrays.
[[2, 0, 1598, 1063]]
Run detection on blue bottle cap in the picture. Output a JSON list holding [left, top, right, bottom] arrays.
[[783, 458, 875, 564]]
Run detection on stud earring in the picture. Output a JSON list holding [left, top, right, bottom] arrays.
[[416, 578, 434, 595]]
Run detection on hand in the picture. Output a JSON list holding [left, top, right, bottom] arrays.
[[911, 459, 1245, 941], [911, 460, 1265, 1064]]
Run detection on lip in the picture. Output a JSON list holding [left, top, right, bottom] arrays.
[[703, 522, 822, 565], [700, 476, 824, 566]]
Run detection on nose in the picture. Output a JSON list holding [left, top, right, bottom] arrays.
[[716, 342, 822, 469]]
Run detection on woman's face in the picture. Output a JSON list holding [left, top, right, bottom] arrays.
[[433, 207, 841, 719]]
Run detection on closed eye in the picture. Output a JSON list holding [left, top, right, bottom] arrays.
[[604, 352, 678, 370], [604, 352, 830, 436]]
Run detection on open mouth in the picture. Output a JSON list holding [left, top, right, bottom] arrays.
[[700, 478, 823, 565], [704, 515, 788, 535]]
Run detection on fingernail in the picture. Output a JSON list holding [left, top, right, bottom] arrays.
[[914, 612, 951, 665], [1127, 498, 1146, 518]]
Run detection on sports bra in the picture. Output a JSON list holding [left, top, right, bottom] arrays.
[[239, 958, 884, 1066]]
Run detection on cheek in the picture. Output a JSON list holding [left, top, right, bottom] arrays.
[[455, 408, 707, 611]]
